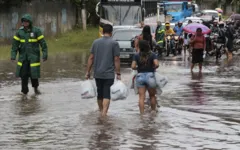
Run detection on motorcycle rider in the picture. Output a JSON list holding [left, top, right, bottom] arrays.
[[164, 22, 175, 56], [174, 21, 184, 36], [211, 20, 219, 34], [216, 21, 226, 47], [174, 21, 184, 54], [212, 21, 226, 59], [155, 21, 165, 56], [225, 21, 235, 59]]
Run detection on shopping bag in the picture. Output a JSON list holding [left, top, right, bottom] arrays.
[[155, 72, 168, 88], [80, 80, 96, 99], [156, 87, 163, 96], [111, 80, 128, 100]]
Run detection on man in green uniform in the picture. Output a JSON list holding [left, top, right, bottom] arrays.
[[11, 14, 48, 95], [155, 21, 165, 56]]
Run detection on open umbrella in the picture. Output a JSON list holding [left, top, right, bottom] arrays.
[[183, 23, 211, 34], [215, 8, 223, 13]]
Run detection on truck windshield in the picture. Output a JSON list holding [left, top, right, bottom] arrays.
[[100, 5, 142, 25], [165, 4, 182, 12]]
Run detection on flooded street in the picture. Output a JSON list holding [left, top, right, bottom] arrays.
[[0, 51, 240, 150]]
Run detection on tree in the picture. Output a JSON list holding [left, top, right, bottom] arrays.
[[71, 0, 99, 29], [231, 0, 240, 13]]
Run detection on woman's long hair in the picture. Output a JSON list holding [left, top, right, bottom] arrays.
[[139, 40, 151, 65], [142, 25, 153, 50]]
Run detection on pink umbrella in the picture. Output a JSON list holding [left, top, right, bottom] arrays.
[[183, 23, 211, 34], [215, 8, 223, 13]]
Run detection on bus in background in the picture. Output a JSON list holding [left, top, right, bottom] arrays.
[[96, 0, 145, 37], [157, 0, 199, 23]]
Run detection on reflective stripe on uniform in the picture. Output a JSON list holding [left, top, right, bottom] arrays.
[[14, 36, 25, 42], [30, 63, 40, 67], [17, 62, 22, 66], [158, 30, 165, 33], [13, 36, 20, 41], [157, 40, 164, 44], [29, 39, 38, 42], [37, 35, 44, 40], [14, 35, 43, 43]]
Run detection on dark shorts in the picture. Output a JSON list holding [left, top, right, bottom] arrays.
[[192, 48, 204, 64], [95, 78, 114, 100], [227, 39, 233, 52]]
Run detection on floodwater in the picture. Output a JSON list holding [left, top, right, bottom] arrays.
[[0, 51, 240, 150]]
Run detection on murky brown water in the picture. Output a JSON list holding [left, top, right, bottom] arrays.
[[0, 51, 240, 150]]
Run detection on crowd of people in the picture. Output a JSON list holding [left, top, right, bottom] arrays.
[[153, 18, 240, 71]]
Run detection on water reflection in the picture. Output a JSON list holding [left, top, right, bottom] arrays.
[[190, 72, 205, 105], [88, 117, 120, 150], [0, 51, 89, 83], [130, 116, 159, 150], [14, 95, 41, 116], [1, 51, 240, 149]]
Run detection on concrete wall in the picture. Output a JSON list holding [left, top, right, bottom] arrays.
[[0, 1, 76, 42]]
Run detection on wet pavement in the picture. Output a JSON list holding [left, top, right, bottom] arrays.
[[0, 51, 240, 150]]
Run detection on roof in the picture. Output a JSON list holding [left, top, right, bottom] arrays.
[[202, 10, 218, 13], [185, 17, 202, 20], [164, 2, 185, 4], [113, 28, 142, 32], [113, 25, 138, 28]]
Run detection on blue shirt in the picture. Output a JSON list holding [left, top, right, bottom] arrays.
[[133, 52, 158, 73], [174, 26, 183, 36]]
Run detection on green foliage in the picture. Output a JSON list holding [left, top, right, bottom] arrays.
[[70, 0, 82, 7], [47, 27, 98, 52], [86, 0, 99, 26]]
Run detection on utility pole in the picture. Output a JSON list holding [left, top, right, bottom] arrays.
[[81, 0, 87, 30]]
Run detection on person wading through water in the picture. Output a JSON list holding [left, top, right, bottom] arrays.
[[86, 24, 121, 117], [134, 25, 153, 53], [131, 40, 159, 115], [190, 28, 206, 72], [11, 14, 48, 97]]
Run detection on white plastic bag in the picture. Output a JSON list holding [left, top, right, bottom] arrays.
[[111, 80, 128, 100], [80, 80, 96, 99], [203, 51, 206, 59], [156, 87, 163, 96], [155, 72, 168, 89]]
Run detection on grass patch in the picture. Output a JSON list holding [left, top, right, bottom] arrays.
[[0, 46, 10, 60], [222, 15, 230, 20], [0, 27, 98, 60]]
